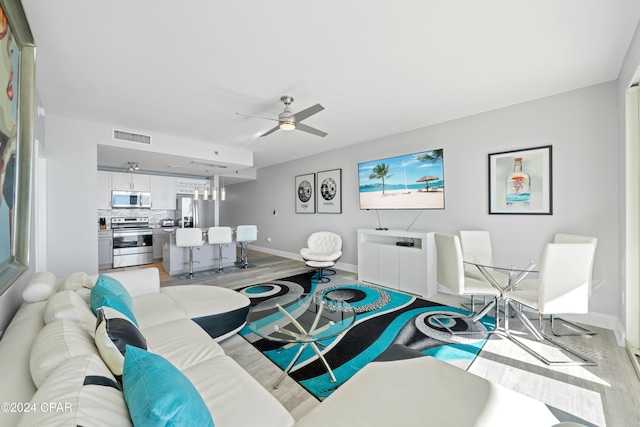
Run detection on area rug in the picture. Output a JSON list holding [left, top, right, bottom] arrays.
[[237, 272, 494, 400]]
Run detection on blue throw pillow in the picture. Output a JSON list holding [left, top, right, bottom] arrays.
[[94, 275, 133, 307], [90, 275, 138, 325], [123, 346, 214, 427]]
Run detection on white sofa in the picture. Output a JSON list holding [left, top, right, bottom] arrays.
[[0, 268, 294, 427], [0, 268, 578, 427]]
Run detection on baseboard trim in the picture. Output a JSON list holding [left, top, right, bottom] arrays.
[[626, 342, 640, 381]]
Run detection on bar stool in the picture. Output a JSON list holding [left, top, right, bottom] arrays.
[[235, 225, 258, 269], [208, 226, 233, 273], [175, 228, 204, 279]]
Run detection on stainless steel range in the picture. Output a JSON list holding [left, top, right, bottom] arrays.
[[111, 217, 153, 268]]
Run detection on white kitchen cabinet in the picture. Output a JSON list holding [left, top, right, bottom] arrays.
[[357, 229, 436, 297], [150, 175, 176, 209], [112, 172, 150, 191], [98, 230, 113, 269], [97, 170, 112, 209]]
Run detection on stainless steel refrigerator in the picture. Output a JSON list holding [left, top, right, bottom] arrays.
[[176, 196, 215, 228]]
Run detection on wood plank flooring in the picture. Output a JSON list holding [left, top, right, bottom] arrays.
[[102, 252, 640, 426]]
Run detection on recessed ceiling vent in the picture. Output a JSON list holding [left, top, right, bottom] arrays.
[[113, 129, 152, 145]]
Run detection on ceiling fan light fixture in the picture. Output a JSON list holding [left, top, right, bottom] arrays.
[[279, 122, 295, 131]]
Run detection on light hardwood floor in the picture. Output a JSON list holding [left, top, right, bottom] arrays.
[[103, 252, 640, 426]]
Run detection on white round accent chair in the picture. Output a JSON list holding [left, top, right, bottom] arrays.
[[300, 231, 343, 282]]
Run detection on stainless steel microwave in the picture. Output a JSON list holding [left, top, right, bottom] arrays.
[[112, 191, 152, 209]]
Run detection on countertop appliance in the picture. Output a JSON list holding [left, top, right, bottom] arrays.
[[112, 190, 152, 209], [111, 217, 153, 268], [160, 218, 175, 227], [176, 196, 214, 229]]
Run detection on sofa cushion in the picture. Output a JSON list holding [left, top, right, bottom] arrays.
[[132, 293, 188, 329], [294, 355, 560, 427], [43, 289, 97, 334], [0, 301, 46, 427], [90, 275, 137, 325], [17, 354, 133, 427], [95, 307, 147, 377], [59, 271, 94, 302], [140, 318, 225, 370], [29, 319, 100, 388], [100, 268, 161, 297], [123, 346, 214, 427], [161, 284, 250, 319], [181, 354, 295, 427], [22, 271, 57, 302]]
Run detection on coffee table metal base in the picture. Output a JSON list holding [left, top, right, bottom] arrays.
[[272, 303, 337, 389]]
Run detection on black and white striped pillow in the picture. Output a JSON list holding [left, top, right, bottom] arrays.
[[95, 306, 147, 378]]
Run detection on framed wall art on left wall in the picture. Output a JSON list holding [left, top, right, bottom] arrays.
[[0, 0, 36, 296]]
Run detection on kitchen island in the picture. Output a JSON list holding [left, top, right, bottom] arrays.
[[162, 228, 237, 276]]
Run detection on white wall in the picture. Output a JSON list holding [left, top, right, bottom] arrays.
[[221, 82, 620, 328], [45, 115, 100, 277]]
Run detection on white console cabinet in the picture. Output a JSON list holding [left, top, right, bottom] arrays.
[[357, 229, 436, 297]]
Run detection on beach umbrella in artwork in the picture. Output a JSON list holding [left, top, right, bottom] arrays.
[[416, 175, 439, 191]]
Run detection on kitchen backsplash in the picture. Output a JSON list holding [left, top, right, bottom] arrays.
[[98, 209, 175, 229]]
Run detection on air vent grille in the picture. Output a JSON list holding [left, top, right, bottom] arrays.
[[113, 129, 152, 145]]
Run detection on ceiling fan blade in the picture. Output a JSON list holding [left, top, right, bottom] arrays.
[[260, 125, 281, 137], [291, 104, 324, 122], [296, 123, 328, 137], [235, 112, 278, 122]]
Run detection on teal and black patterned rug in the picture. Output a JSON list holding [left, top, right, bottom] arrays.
[[238, 273, 493, 400]]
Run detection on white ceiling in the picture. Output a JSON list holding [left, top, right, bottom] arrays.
[[21, 0, 640, 178]]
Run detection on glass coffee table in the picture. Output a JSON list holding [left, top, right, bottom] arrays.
[[246, 293, 356, 388]]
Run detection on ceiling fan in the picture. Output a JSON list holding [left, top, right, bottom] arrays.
[[236, 96, 327, 137]]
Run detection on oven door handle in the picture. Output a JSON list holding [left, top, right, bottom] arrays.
[[113, 230, 153, 237]]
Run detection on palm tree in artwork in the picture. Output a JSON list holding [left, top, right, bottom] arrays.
[[369, 163, 394, 194], [416, 149, 443, 164]]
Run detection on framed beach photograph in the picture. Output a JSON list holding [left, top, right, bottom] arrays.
[[295, 173, 316, 213], [488, 145, 552, 215], [358, 148, 444, 210], [317, 169, 342, 214], [0, 1, 35, 296]]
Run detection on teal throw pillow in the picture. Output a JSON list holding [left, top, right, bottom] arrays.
[[90, 275, 137, 325], [94, 275, 133, 306], [123, 346, 214, 427]]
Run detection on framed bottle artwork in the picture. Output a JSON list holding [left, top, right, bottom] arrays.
[[488, 145, 552, 215]]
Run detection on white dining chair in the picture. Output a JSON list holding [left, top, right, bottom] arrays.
[[551, 233, 598, 336], [432, 233, 501, 334], [459, 230, 509, 313], [502, 242, 597, 366], [459, 230, 510, 288], [517, 233, 598, 337]]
